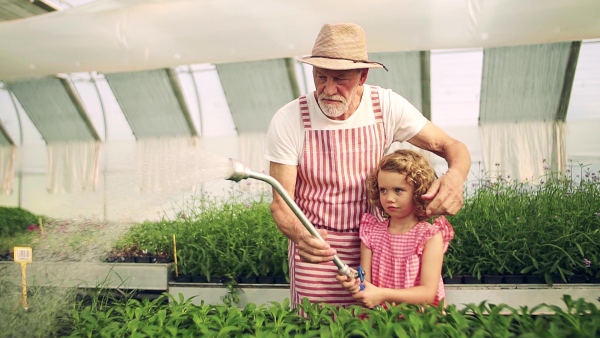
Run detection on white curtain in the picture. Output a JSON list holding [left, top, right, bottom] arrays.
[[46, 141, 101, 193], [479, 121, 566, 182], [136, 135, 254, 196], [237, 132, 271, 194], [0, 145, 16, 195], [136, 136, 205, 193]]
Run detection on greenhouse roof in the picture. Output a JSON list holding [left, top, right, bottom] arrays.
[[0, 0, 599, 80]]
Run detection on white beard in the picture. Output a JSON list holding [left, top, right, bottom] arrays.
[[318, 93, 350, 118]]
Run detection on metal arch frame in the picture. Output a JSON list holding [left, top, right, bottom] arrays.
[[185, 65, 204, 137], [420, 51, 432, 121], [166, 67, 198, 137], [556, 41, 582, 122], [59, 76, 101, 142], [7, 88, 24, 207], [90, 71, 109, 221], [0, 119, 15, 145], [31, 0, 62, 12]]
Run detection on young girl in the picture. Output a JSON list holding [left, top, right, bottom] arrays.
[[337, 149, 454, 308]]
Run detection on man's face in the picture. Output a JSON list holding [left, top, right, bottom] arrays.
[[313, 68, 367, 119]]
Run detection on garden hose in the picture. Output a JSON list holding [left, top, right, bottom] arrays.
[[227, 159, 357, 279]]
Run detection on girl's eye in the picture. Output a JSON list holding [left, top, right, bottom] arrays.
[[379, 189, 387, 194], [394, 188, 403, 194]]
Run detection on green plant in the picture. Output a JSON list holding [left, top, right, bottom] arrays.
[[57, 290, 600, 337], [105, 161, 600, 285], [0, 276, 78, 338], [0, 207, 39, 237], [0, 207, 44, 254], [114, 189, 288, 281], [445, 162, 600, 282]]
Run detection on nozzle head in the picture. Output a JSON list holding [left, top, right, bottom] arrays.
[[338, 264, 357, 279], [227, 159, 250, 182]]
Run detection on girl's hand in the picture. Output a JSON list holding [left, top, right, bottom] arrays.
[[351, 281, 384, 308], [336, 271, 361, 294]]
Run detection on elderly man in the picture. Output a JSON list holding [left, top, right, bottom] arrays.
[[265, 22, 471, 307]]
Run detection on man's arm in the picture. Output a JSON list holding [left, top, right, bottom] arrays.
[[408, 121, 471, 216], [269, 161, 336, 262]]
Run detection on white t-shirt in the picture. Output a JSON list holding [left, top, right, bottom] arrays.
[[265, 84, 428, 165]]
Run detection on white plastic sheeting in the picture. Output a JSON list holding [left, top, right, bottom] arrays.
[[368, 52, 427, 116], [7, 77, 100, 142], [478, 42, 576, 180], [1, 0, 599, 80], [104, 69, 196, 138]]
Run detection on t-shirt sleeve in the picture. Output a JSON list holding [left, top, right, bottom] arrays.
[[264, 100, 303, 165], [359, 213, 379, 249], [378, 87, 428, 143], [417, 216, 455, 255]]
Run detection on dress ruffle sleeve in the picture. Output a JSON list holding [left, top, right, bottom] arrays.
[[416, 216, 455, 255], [359, 213, 379, 249]]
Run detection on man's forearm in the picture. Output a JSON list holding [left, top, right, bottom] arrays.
[[443, 140, 471, 181], [270, 199, 308, 244]]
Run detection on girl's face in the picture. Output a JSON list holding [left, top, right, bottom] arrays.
[[377, 170, 416, 222]]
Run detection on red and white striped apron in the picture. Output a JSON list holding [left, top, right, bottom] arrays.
[[289, 86, 386, 307]]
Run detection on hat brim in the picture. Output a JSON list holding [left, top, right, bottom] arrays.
[[298, 56, 384, 70]]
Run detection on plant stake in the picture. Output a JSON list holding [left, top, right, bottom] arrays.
[[38, 217, 44, 237], [173, 234, 178, 277], [13, 246, 32, 310]]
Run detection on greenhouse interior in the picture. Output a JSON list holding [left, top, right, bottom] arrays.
[[1, 0, 600, 336]]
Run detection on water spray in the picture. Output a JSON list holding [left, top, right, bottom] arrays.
[[227, 159, 357, 279]]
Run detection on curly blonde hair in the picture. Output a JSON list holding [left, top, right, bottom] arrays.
[[366, 149, 437, 220]]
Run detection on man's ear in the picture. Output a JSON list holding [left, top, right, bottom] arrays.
[[359, 69, 369, 85]]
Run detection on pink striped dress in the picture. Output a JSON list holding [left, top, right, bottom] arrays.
[[359, 214, 455, 306], [289, 87, 386, 308]]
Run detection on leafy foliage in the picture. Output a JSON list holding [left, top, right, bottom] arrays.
[[63, 294, 600, 337], [445, 163, 600, 282], [112, 164, 600, 284], [114, 191, 288, 279], [0, 206, 39, 238], [0, 207, 43, 254], [0, 279, 77, 338]]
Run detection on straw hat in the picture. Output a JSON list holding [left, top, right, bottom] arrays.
[[299, 23, 387, 71]]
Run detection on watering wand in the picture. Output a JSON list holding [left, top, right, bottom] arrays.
[[227, 159, 357, 279]]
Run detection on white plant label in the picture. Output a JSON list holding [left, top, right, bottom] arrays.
[[14, 247, 33, 263]]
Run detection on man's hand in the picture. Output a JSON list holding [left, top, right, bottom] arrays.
[[296, 228, 337, 263], [422, 168, 464, 216]]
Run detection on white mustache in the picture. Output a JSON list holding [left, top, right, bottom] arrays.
[[319, 94, 346, 104]]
